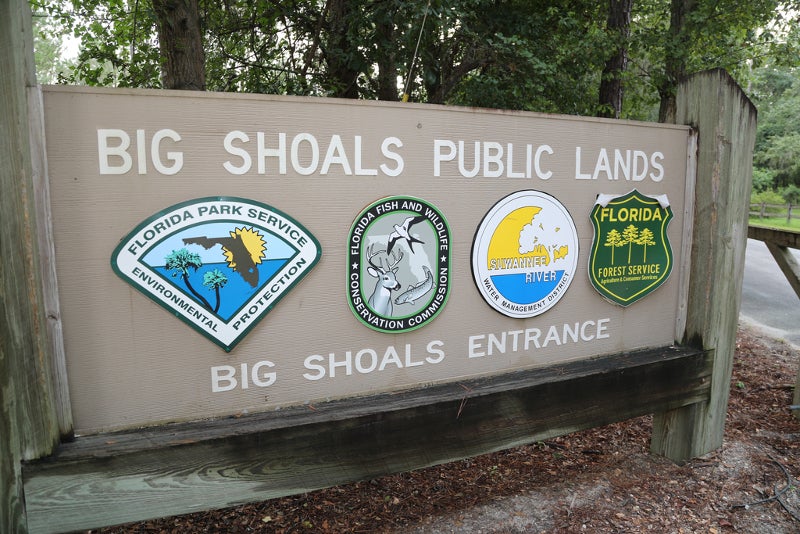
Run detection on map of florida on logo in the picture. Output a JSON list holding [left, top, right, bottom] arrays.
[[472, 191, 579, 318]]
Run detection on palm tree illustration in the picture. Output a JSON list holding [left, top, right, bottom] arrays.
[[637, 228, 656, 262], [622, 225, 640, 264], [165, 248, 213, 310], [203, 269, 229, 313], [604, 229, 624, 264]]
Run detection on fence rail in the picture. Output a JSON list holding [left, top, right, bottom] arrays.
[[750, 202, 796, 223]]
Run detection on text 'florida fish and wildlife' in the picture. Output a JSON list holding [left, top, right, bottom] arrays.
[[347, 196, 451, 333]]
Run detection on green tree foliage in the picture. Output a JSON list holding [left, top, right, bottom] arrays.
[[784, 184, 800, 204], [30, 9, 72, 83], [165, 248, 213, 310], [30, 0, 800, 121], [751, 66, 800, 190], [203, 268, 228, 313], [629, 0, 786, 121]]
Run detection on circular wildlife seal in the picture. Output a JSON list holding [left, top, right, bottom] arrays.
[[347, 196, 451, 333], [471, 190, 579, 318]]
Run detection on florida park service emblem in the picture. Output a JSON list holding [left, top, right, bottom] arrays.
[[348, 196, 451, 333], [589, 189, 673, 306], [111, 197, 321, 351], [471, 190, 579, 318]]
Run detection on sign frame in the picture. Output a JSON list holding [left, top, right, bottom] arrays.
[[9, 68, 757, 534]]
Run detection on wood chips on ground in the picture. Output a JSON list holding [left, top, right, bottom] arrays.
[[97, 325, 800, 533]]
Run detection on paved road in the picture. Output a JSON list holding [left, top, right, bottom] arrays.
[[740, 238, 800, 347]]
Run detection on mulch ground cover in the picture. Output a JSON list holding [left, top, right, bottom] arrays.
[[98, 325, 800, 533]]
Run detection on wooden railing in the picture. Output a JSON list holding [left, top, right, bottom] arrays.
[[749, 202, 796, 223]]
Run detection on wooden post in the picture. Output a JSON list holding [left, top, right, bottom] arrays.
[[1, 0, 61, 530], [651, 69, 757, 462]]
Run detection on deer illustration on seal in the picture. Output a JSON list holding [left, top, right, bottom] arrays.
[[366, 244, 404, 316]]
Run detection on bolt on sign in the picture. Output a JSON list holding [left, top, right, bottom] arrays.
[[41, 86, 693, 434]]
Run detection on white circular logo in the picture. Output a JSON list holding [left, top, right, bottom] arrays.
[[471, 190, 579, 318]]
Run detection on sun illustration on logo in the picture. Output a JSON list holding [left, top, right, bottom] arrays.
[[222, 227, 268, 276]]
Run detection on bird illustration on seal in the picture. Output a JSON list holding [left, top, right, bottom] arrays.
[[387, 215, 426, 255]]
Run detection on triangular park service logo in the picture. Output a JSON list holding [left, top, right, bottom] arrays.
[[588, 189, 673, 306], [111, 197, 321, 351]]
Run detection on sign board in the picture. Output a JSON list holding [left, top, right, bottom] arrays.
[[42, 86, 692, 434]]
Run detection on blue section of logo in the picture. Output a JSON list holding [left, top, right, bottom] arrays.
[[153, 259, 289, 320], [490, 270, 564, 304]]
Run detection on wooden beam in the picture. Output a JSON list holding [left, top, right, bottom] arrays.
[[746, 226, 800, 415], [764, 243, 800, 300], [652, 69, 757, 462], [1, 0, 62, 531], [748, 225, 800, 249], [23, 345, 707, 533]]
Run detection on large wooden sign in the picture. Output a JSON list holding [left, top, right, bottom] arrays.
[[42, 86, 693, 434]]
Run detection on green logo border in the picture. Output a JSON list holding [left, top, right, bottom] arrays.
[[588, 190, 673, 306]]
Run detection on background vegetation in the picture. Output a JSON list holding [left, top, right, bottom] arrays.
[[29, 0, 800, 201]]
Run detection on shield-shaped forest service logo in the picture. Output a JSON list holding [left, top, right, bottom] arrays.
[[347, 196, 451, 333], [111, 197, 321, 351], [588, 189, 673, 306]]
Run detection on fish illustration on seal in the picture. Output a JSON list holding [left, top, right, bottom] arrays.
[[394, 266, 435, 305]]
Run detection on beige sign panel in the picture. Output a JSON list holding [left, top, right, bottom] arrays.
[[42, 86, 693, 434]]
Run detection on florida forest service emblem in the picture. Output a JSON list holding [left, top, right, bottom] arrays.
[[111, 197, 321, 351], [471, 190, 579, 318], [588, 189, 673, 306], [347, 196, 451, 333]]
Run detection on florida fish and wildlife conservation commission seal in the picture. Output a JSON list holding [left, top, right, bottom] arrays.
[[347, 196, 451, 333], [471, 190, 579, 318]]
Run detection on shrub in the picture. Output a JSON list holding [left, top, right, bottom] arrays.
[[782, 184, 800, 205]]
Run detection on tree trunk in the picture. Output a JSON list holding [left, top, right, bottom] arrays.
[[598, 0, 632, 118], [152, 0, 206, 91], [375, 6, 398, 101], [325, 0, 360, 99], [658, 0, 696, 122]]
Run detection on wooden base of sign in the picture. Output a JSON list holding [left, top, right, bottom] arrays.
[[23, 345, 705, 533]]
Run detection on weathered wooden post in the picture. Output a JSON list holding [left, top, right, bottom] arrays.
[[1, 0, 62, 530], [652, 69, 757, 461]]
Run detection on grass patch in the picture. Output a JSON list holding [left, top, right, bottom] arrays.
[[749, 216, 800, 231]]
